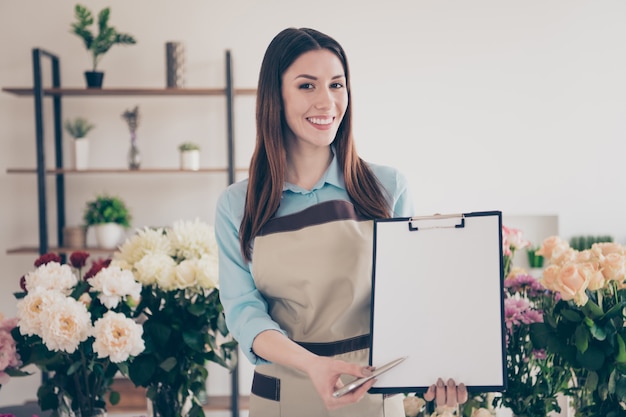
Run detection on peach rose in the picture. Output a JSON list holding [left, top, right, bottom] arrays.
[[579, 262, 605, 291], [555, 264, 589, 306], [601, 253, 626, 282], [541, 265, 561, 292], [537, 236, 569, 263], [594, 242, 625, 257]]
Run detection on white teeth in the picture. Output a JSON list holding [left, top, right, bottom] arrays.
[[308, 117, 333, 125]]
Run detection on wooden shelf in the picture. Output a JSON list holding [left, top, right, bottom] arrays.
[[6, 167, 248, 174], [2, 87, 257, 97], [106, 378, 250, 412], [7, 246, 115, 255]]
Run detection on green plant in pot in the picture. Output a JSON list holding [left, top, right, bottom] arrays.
[[70, 4, 137, 88], [64, 117, 95, 170], [84, 193, 131, 249], [178, 142, 201, 170]]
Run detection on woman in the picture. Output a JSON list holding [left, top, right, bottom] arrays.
[[215, 27, 466, 416]]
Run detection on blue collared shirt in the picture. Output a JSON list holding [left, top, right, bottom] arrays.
[[215, 153, 414, 364]]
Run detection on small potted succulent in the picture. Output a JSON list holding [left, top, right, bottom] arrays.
[[70, 4, 137, 88], [64, 117, 95, 170], [178, 142, 201, 170], [83, 193, 131, 249]]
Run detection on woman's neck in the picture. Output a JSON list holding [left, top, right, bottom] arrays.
[[285, 145, 333, 190]]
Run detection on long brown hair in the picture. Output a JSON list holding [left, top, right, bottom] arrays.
[[240, 27, 391, 261]]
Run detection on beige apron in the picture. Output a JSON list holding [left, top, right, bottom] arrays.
[[250, 200, 404, 417]]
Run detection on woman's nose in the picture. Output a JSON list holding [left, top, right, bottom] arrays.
[[314, 88, 333, 109]]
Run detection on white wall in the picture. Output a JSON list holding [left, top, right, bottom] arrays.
[[1, 0, 625, 408]]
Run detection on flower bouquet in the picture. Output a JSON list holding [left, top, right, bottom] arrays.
[[10, 252, 145, 417], [0, 313, 23, 388], [113, 219, 236, 417], [469, 226, 571, 417], [531, 236, 626, 417]]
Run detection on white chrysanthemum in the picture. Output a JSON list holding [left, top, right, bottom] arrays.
[[114, 227, 172, 267], [134, 253, 176, 287], [196, 254, 219, 290], [92, 311, 144, 363], [17, 288, 68, 337], [24, 262, 78, 294], [39, 296, 91, 353], [88, 266, 142, 309], [168, 219, 217, 261]]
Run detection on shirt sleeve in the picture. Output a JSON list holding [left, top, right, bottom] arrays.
[[390, 168, 415, 217], [215, 186, 286, 365]]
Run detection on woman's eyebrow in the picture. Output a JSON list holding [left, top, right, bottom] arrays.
[[293, 74, 345, 81]]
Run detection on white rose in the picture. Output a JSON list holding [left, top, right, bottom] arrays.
[[25, 262, 78, 294], [196, 255, 219, 290], [92, 311, 144, 363], [17, 288, 67, 337], [134, 253, 176, 287], [173, 259, 198, 289], [471, 408, 494, 417], [39, 296, 91, 353], [403, 395, 425, 417], [88, 265, 142, 309]]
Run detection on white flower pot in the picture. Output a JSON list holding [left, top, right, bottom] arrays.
[[180, 150, 200, 171], [73, 138, 89, 170], [93, 223, 125, 249]]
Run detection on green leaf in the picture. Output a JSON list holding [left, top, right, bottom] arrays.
[[585, 371, 599, 391], [159, 356, 177, 372], [128, 355, 157, 387], [577, 345, 605, 371], [589, 323, 607, 341], [575, 324, 590, 353], [183, 330, 204, 351], [109, 390, 120, 405], [617, 334, 626, 364], [582, 299, 604, 319], [603, 301, 626, 320], [187, 303, 206, 316], [561, 308, 583, 322]]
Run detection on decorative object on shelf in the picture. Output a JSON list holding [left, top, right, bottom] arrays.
[[64, 117, 95, 170], [121, 105, 141, 170], [166, 42, 185, 88], [532, 236, 626, 417], [9, 252, 145, 417], [70, 4, 137, 88], [84, 193, 131, 249], [178, 142, 200, 171], [63, 225, 87, 248], [113, 219, 237, 417]]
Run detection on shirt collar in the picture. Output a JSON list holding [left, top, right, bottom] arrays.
[[283, 146, 345, 193]]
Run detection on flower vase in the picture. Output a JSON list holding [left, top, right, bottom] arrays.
[[128, 141, 141, 170], [148, 383, 192, 417], [77, 408, 107, 417]]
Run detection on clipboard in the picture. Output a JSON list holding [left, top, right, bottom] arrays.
[[368, 211, 506, 394]]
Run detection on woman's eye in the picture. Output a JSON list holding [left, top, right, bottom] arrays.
[[298, 83, 314, 90], [331, 82, 344, 89]]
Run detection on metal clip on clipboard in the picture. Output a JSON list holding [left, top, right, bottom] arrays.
[[408, 213, 465, 231]]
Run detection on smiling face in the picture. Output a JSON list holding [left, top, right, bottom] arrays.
[[281, 49, 349, 152]]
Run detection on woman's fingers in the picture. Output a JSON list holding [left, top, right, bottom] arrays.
[[445, 378, 457, 408], [435, 378, 446, 407]]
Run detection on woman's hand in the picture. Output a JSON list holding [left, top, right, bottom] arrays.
[[305, 356, 375, 410], [423, 378, 468, 412]]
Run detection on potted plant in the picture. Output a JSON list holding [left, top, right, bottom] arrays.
[[70, 4, 137, 88], [64, 117, 95, 170], [178, 141, 200, 170], [83, 193, 131, 249]]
